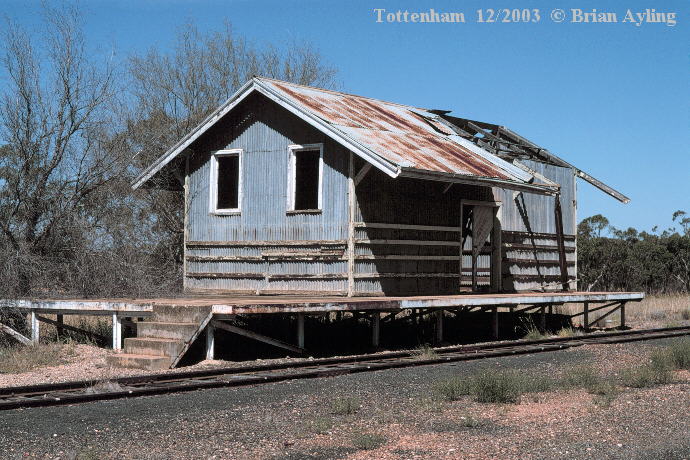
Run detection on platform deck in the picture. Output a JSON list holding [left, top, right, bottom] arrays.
[[11, 291, 644, 315]]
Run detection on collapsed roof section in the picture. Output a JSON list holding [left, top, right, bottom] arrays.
[[436, 114, 630, 203], [132, 77, 626, 203]]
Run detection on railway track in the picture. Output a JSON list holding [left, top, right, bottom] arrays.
[[1, 325, 688, 411]]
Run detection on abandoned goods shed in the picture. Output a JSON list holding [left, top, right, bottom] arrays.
[[134, 77, 628, 297]]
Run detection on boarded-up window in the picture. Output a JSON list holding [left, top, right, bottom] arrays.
[[217, 155, 240, 209], [294, 150, 320, 210]]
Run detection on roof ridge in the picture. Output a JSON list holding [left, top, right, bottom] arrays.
[[253, 75, 430, 113]]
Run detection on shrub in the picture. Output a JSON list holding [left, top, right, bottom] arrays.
[[411, 344, 439, 360], [556, 327, 582, 338], [472, 370, 524, 404], [523, 327, 547, 340], [330, 397, 360, 415], [561, 364, 602, 391], [667, 337, 690, 369], [309, 416, 333, 435], [431, 377, 471, 402], [351, 433, 386, 450]]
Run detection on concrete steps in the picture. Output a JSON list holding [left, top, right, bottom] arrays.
[[107, 305, 211, 371], [106, 353, 171, 371]]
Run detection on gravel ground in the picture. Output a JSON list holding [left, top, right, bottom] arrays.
[[0, 337, 688, 460]]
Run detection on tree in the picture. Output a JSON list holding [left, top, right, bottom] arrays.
[[124, 22, 338, 270], [0, 5, 122, 296]]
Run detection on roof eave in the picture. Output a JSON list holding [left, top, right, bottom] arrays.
[[398, 167, 559, 196], [131, 78, 257, 190]]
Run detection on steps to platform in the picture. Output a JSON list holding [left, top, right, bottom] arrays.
[[107, 305, 211, 371]]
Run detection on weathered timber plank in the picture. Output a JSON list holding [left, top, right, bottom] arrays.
[[355, 239, 462, 247], [186, 272, 265, 279], [503, 243, 576, 252], [355, 255, 460, 261], [0, 322, 31, 345], [354, 222, 461, 232], [505, 258, 576, 266], [354, 273, 460, 279], [502, 230, 576, 241], [186, 240, 347, 248]]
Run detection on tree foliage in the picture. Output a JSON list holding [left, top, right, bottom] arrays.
[[0, 5, 337, 299], [578, 211, 690, 293]]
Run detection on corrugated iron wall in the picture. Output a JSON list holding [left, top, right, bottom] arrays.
[[494, 160, 577, 291], [182, 92, 578, 295], [353, 162, 493, 295], [184, 93, 349, 294]]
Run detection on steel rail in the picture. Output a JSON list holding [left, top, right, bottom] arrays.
[[1, 326, 688, 411]]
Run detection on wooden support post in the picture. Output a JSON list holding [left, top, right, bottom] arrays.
[[435, 309, 443, 344], [347, 152, 355, 297], [490, 211, 502, 292], [206, 322, 215, 360], [111, 313, 122, 350], [56, 314, 64, 339], [509, 306, 514, 314], [30, 311, 39, 345], [548, 304, 553, 315], [459, 203, 464, 293], [371, 313, 380, 348], [540, 306, 546, 332], [583, 302, 589, 330], [491, 306, 499, 339], [620, 302, 626, 328], [297, 313, 305, 349]]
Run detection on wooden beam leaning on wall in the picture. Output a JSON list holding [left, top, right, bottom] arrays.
[[553, 193, 570, 291]]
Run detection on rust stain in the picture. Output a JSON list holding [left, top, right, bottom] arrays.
[[270, 81, 511, 180]]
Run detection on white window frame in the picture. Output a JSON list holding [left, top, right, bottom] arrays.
[[209, 149, 243, 215], [287, 143, 324, 212]]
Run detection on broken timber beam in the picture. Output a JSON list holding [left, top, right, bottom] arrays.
[[212, 320, 306, 355], [0, 322, 31, 345]]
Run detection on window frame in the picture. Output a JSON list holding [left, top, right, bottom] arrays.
[[287, 143, 324, 213], [209, 148, 243, 215]]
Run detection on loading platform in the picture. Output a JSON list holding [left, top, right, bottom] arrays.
[[4, 291, 644, 370]]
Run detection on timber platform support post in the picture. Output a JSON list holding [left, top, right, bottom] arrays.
[[583, 302, 589, 331], [206, 322, 215, 360], [491, 306, 499, 339], [297, 313, 305, 349], [620, 302, 626, 329], [111, 313, 122, 350], [540, 306, 547, 332], [371, 312, 380, 348], [29, 311, 39, 345], [435, 310, 443, 344], [56, 314, 64, 339]]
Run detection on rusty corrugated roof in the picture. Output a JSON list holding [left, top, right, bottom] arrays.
[[262, 78, 530, 182]]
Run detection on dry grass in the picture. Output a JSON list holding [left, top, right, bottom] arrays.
[[0, 343, 75, 374], [556, 294, 690, 328]]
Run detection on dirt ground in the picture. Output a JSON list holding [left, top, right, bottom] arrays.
[[0, 337, 688, 460]]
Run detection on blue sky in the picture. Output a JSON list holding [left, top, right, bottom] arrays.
[[4, 0, 689, 232]]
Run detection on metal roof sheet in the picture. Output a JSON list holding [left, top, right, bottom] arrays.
[[263, 78, 531, 182]]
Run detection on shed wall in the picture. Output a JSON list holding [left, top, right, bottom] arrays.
[[184, 93, 349, 294], [494, 160, 577, 291]]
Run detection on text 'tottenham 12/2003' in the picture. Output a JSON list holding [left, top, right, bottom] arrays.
[[372, 8, 678, 27]]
